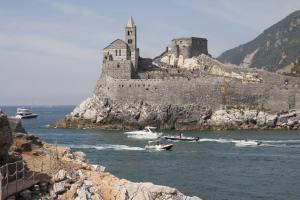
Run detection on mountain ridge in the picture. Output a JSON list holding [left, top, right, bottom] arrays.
[[218, 10, 300, 72]]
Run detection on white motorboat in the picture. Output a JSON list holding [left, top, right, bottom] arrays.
[[164, 133, 200, 142], [125, 126, 162, 139], [145, 140, 173, 151], [16, 108, 38, 119], [235, 140, 262, 147]]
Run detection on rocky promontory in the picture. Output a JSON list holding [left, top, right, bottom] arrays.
[[53, 95, 300, 130], [52, 19, 300, 131]]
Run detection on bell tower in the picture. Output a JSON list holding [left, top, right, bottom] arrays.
[[125, 16, 137, 49], [125, 16, 139, 70]]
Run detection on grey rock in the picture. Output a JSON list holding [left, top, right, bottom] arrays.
[[52, 182, 66, 194], [74, 151, 87, 162], [53, 169, 67, 182], [117, 182, 202, 200], [19, 189, 32, 200], [7, 116, 26, 133], [0, 113, 13, 159], [266, 114, 278, 127]]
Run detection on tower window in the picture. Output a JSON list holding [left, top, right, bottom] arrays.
[[119, 49, 121, 56], [128, 39, 132, 44], [115, 50, 118, 56], [128, 31, 132, 35]]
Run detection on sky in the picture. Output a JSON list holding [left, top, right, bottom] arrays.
[[1, 0, 300, 105]]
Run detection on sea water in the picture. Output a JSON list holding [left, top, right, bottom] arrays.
[[2, 106, 300, 200]]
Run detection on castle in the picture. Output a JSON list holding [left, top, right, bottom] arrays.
[[101, 17, 209, 79], [95, 17, 300, 113]]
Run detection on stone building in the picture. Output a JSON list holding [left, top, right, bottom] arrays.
[[167, 37, 208, 58], [102, 17, 139, 79]]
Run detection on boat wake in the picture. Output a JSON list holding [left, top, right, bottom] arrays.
[[197, 138, 300, 148], [62, 144, 144, 151]]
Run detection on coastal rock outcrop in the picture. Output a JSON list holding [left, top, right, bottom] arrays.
[[0, 113, 13, 160], [5, 130, 202, 200], [53, 96, 300, 130], [8, 116, 27, 133]]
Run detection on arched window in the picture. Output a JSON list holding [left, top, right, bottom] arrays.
[[119, 49, 121, 56], [115, 50, 118, 56], [128, 39, 132, 44]]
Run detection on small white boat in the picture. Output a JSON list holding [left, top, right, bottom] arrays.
[[164, 133, 200, 142], [145, 140, 173, 151], [125, 126, 162, 139], [16, 108, 38, 119], [235, 140, 261, 147]]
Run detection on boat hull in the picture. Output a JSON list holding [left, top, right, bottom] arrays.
[[164, 136, 200, 142], [17, 114, 38, 119]]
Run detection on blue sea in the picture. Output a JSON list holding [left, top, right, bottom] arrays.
[[2, 106, 300, 200]]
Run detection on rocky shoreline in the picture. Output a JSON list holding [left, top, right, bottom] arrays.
[[0, 112, 201, 200], [52, 95, 300, 131]]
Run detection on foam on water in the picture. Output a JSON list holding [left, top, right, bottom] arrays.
[[62, 144, 145, 151], [197, 138, 300, 148]]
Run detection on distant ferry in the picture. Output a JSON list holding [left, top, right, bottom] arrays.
[[16, 108, 38, 119]]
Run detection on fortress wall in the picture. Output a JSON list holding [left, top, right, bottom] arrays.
[[94, 71, 300, 112], [99, 76, 283, 111]]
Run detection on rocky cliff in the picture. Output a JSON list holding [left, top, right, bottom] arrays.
[[218, 10, 300, 72], [54, 96, 300, 130], [0, 113, 13, 160]]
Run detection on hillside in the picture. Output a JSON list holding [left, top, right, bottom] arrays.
[[218, 10, 300, 71]]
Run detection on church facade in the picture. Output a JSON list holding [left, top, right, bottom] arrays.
[[102, 17, 139, 79]]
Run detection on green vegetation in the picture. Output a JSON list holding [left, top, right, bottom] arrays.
[[218, 10, 300, 72]]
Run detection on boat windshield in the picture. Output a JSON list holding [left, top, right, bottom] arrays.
[[17, 108, 30, 113], [144, 126, 156, 132]]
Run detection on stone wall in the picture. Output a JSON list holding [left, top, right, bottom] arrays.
[[103, 48, 129, 62], [94, 74, 300, 113], [296, 93, 300, 110], [101, 60, 133, 79]]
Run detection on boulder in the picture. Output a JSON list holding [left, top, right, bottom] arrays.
[[18, 189, 32, 200], [116, 182, 201, 200], [265, 114, 278, 128], [256, 111, 267, 126], [52, 182, 66, 195], [53, 169, 67, 182], [0, 113, 13, 159], [74, 151, 87, 162]]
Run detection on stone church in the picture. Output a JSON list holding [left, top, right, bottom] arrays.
[[102, 17, 139, 79]]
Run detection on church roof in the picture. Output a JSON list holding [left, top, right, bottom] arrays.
[[103, 39, 128, 50], [126, 16, 135, 27]]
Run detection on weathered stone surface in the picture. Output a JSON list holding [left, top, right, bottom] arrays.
[[53, 182, 66, 194], [19, 189, 32, 200], [7, 116, 26, 133], [53, 169, 67, 182], [0, 113, 13, 159], [109, 181, 201, 200]]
